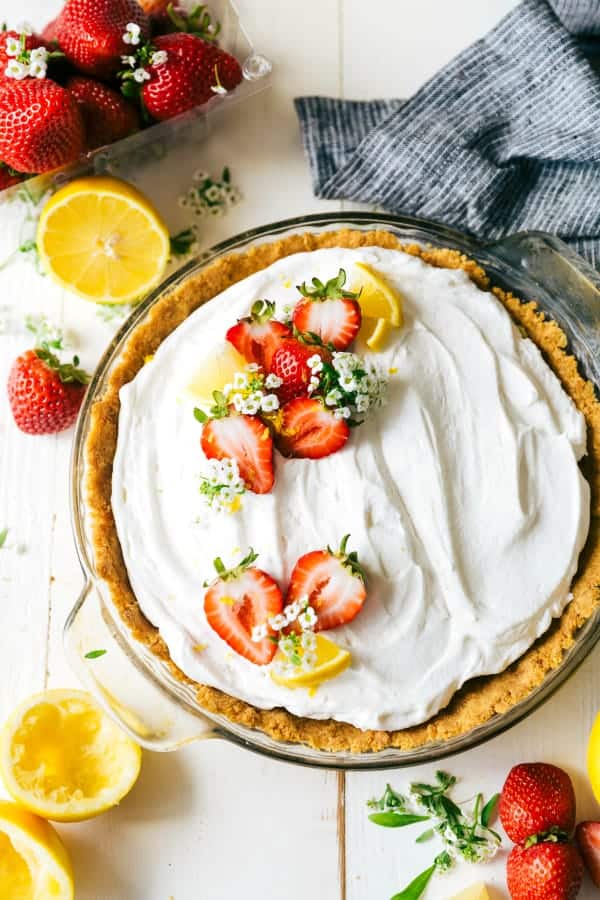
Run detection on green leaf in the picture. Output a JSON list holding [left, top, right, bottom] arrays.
[[390, 864, 437, 900], [415, 829, 435, 844], [84, 649, 107, 659], [0, 527, 8, 548], [170, 228, 195, 257], [368, 813, 430, 828], [193, 407, 208, 424], [481, 793, 499, 828]]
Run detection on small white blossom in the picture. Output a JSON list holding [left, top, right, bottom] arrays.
[[133, 67, 151, 83], [231, 393, 245, 412], [28, 59, 47, 79], [339, 374, 358, 392], [220, 486, 234, 503], [245, 362, 261, 373], [16, 22, 32, 36], [122, 22, 142, 45], [301, 652, 318, 671], [283, 599, 303, 624], [307, 375, 320, 394], [269, 614, 287, 631], [261, 393, 279, 413], [205, 184, 223, 203], [249, 390, 263, 404], [307, 354, 323, 373], [355, 394, 370, 413], [232, 372, 248, 390], [265, 373, 282, 389], [29, 47, 47, 64], [301, 631, 317, 652], [5, 37, 20, 57], [251, 624, 268, 642], [150, 49, 168, 66], [325, 389, 342, 407], [334, 406, 352, 420], [121, 54, 136, 68], [211, 81, 228, 95], [241, 398, 260, 415], [298, 607, 318, 630], [5, 59, 27, 79]]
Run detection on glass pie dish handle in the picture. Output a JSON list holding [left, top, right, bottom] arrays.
[[64, 581, 220, 751]]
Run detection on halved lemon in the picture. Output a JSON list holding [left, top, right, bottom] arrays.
[[271, 635, 351, 690], [185, 342, 247, 407], [353, 262, 404, 351], [0, 689, 142, 823], [0, 799, 74, 898], [588, 711, 600, 803], [37, 176, 170, 305], [449, 884, 490, 900]]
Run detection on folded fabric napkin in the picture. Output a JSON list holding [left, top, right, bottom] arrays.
[[295, 0, 600, 267]]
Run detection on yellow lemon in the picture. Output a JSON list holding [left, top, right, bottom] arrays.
[[185, 342, 247, 407], [37, 176, 170, 304], [363, 317, 393, 352], [352, 262, 404, 352], [0, 799, 74, 899], [448, 883, 490, 900], [588, 711, 600, 803], [271, 634, 351, 690], [0, 689, 142, 823]]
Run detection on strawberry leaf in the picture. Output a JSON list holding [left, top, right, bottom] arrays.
[[368, 813, 430, 828], [35, 346, 90, 386], [390, 863, 437, 900], [297, 268, 360, 302]]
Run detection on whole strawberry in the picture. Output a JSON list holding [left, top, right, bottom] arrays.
[[507, 841, 583, 900], [499, 763, 576, 844], [576, 821, 600, 887], [8, 347, 90, 435], [0, 79, 85, 173], [269, 338, 328, 405], [140, 33, 242, 121], [67, 76, 140, 150], [55, 0, 150, 79]]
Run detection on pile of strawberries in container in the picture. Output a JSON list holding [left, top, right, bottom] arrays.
[[0, 0, 243, 187]]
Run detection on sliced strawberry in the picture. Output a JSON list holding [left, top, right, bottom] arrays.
[[201, 412, 274, 494], [276, 397, 349, 459], [204, 550, 283, 665], [226, 299, 291, 370], [576, 821, 600, 887], [293, 268, 362, 350], [286, 535, 366, 631], [269, 339, 328, 405]]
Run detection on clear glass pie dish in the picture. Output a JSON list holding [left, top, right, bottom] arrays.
[[66, 211, 600, 768]]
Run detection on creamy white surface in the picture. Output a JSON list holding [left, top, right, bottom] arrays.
[[111, 248, 590, 731]]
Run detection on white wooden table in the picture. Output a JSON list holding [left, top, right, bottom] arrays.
[[2, 2, 600, 898]]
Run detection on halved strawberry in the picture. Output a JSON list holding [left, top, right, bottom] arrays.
[[293, 269, 362, 350], [576, 821, 600, 887], [226, 299, 291, 370], [204, 549, 283, 664], [276, 396, 349, 459], [269, 339, 328, 405], [286, 535, 366, 631], [199, 407, 274, 494]]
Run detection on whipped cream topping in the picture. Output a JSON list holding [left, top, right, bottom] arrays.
[[111, 247, 590, 731]]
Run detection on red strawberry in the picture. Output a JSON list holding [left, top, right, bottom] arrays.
[[146, 1, 221, 42], [269, 339, 328, 405], [200, 411, 274, 494], [507, 841, 583, 900], [226, 300, 291, 371], [276, 397, 349, 459], [286, 535, 366, 631], [293, 269, 362, 351], [204, 549, 283, 665], [141, 32, 242, 121], [67, 76, 140, 150], [576, 821, 600, 887], [0, 31, 47, 79], [0, 165, 24, 191], [499, 763, 576, 844], [0, 79, 85, 174], [7, 347, 90, 435], [55, 0, 150, 79]]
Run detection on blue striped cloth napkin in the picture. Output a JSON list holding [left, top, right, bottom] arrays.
[[295, 0, 600, 267]]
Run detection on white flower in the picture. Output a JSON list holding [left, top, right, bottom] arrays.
[[265, 373, 282, 389], [5, 37, 20, 58], [205, 184, 223, 203], [133, 67, 150, 83], [241, 398, 260, 415], [122, 22, 142, 45], [29, 47, 47, 63], [283, 600, 302, 624], [334, 406, 351, 420], [28, 59, 47, 79], [220, 486, 234, 503], [194, 169, 209, 182], [269, 614, 287, 631], [307, 354, 323, 373], [211, 81, 228, 95], [245, 362, 260, 373], [298, 607, 318, 630], [307, 376, 320, 394], [16, 22, 32, 36], [232, 372, 248, 390], [231, 393, 245, 412], [301, 631, 317, 652], [5, 59, 27, 79], [121, 54, 136, 68], [261, 393, 279, 413], [251, 624, 268, 642], [325, 389, 342, 407], [339, 374, 358, 392], [150, 50, 168, 66], [301, 652, 317, 671], [355, 394, 370, 413]]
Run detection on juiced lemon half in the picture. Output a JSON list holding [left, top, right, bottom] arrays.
[[37, 175, 170, 304], [353, 262, 404, 351], [0, 689, 142, 823], [271, 635, 351, 690], [0, 799, 74, 898]]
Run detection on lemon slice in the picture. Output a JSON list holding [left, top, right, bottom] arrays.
[[362, 317, 393, 352], [271, 634, 351, 690], [353, 262, 403, 326], [0, 689, 142, 823], [37, 176, 170, 305], [185, 342, 247, 407], [0, 799, 74, 898], [588, 711, 600, 803], [448, 884, 490, 900]]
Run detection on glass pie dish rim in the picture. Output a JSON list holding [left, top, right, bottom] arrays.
[[66, 210, 600, 768]]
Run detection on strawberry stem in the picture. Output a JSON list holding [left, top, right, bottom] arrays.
[[297, 268, 361, 302], [211, 548, 259, 581], [327, 533, 366, 582], [35, 345, 90, 386], [249, 299, 276, 324]]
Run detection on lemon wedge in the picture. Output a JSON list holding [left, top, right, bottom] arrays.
[[0, 689, 142, 823], [37, 175, 170, 305], [185, 342, 247, 407], [0, 799, 74, 898], [588, 711, 600, 803], [271, 634, 351, 690], [353, 262, 403, 326], [448, 883, 490, 900], [363, 317, 393, 352]]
